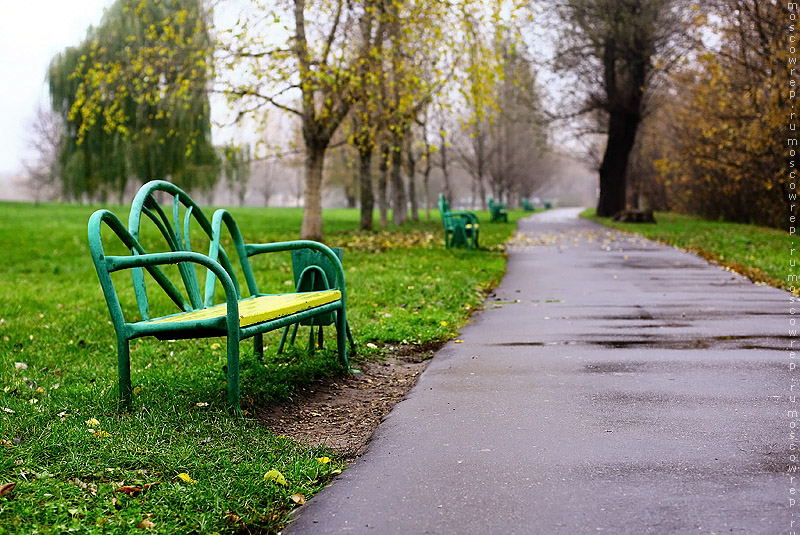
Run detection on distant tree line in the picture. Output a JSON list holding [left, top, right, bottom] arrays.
[[35, 0, 788, 231], [33, 0, 551, 239]]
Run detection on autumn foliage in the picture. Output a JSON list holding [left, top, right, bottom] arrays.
[[638, 1, 791, 228]]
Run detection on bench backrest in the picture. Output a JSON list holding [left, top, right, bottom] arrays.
[[127, 180, 256, 320], [438, 194, 455, 230]]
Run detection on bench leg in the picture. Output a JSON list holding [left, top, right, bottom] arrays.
[[254, 333, 264, 361], [307, 318, 316, 354], [117, 337, 132, 406], [336, 308, 349, 371], [346, 321, 355, 353], [227, 333, 241, 415]]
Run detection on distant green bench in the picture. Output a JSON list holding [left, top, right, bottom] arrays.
[[88, 180, 351, 414], [488, 196, 508, 222], [438, 194, 479, 249], [521, 198, 535, 212]]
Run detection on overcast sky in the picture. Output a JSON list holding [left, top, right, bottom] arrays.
[[0, 0, 111, 176]]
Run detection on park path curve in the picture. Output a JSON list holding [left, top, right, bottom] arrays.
[[285, 208, 790, 534]]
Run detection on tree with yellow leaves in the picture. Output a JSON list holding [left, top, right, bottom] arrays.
[[649, 0, 791, 227]]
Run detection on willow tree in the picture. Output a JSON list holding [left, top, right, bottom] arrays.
[[552, 0, 690, 216], [48, 0, 218, 202]]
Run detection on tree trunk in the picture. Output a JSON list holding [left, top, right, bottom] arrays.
[[359, 146, 374, 231], [596, 109, 640, 217], [378, 143, 389, 227], [440, 126, 452, 203], [406, 136, 418, 222], [301, 146, 325, 240], [391, 132, 407, 226]]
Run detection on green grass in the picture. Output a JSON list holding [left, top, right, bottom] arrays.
[[0, 201, 523, 534], [582, 209, 793, 291]]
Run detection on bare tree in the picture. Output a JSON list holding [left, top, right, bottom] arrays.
[[23, 104, 62, 204]]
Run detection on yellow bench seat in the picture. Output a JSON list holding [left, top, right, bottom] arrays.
[[149, 290, 342, 328]]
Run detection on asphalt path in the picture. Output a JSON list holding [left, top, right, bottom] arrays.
[[286, 208, 791, 534]]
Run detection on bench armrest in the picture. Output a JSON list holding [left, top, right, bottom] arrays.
[[89, 209, 241, 335], [106, 251, 242, 333], [449, 211, 480, 225], [207, 210, 346, 301]]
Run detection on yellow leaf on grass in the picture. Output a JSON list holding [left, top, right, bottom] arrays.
[[132, 386, 142, 395], [316, 457, 331, 464], [263, 469, 287, 486], [177, 473, 196, 484], [85, 418, 100, 427], [210, 343, 221, 350], [94, 430, 111, 438], [440, 321, 448, 327]]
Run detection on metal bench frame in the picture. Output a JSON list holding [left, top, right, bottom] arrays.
[[88, 180, 350, 414]]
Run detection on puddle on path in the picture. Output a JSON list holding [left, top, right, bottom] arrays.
[[585, 335, 789, 351], [481, 335, 788, 352]]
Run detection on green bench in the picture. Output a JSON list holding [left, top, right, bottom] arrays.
[[88, 180, 351, 414], [438, 194, 480, 249], [487, 196, 508, 222], [521, 198, 535, 212], [278, 247, 355, 354]]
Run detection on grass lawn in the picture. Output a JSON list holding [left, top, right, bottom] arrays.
[[0, 200, 523, 534], [582, 209, 793, 292]]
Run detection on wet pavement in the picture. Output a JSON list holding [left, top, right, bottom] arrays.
[[285, 208, 791, 534]]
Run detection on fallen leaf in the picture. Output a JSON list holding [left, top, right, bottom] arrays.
[[210, 343, 221, 350], [116, 482, 159, 497], [14, 363, 27, 371], [315, 457, 331, 464], [136, 518, 156, 529], [263, 469, 287, 486], [132, 386, 142, 395], [195, 402, 209, 407], [224, 513, 240, 524], [291, 493, 306, 505], [176, 473, 196, 484], [440, 321, 448, 327], [1, 407, 14, 414], [0, 482, 17, 497], [454, 339, 463, 344], [94, 430, 111, 438], [85, 418, 100, 427]]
